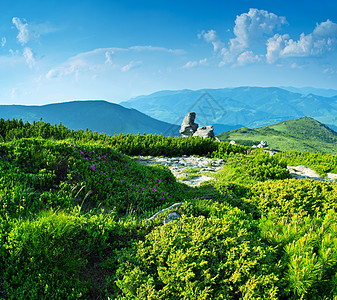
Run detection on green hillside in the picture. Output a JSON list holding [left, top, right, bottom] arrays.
[[0, 100, 179, 136], [2, 119, 337, 299], [217, 116, 337, 154]]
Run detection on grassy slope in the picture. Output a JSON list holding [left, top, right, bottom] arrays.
[[2, 124, 337, 299], [217, 116, 337, 154]]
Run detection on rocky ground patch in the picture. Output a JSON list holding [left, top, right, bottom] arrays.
[[134, 155, 225, 186], [135, 156, 337, 186]]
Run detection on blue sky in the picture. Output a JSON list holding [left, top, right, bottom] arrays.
[[1, 0, 337, 104]]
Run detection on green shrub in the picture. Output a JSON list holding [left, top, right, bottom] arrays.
[[113, 210, 279, 299], [260, 210, 337, 299], [246, 178, 337, 217]]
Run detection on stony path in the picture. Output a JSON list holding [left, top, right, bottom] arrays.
[[287, 165, 337, 181], [135, 156, 337, 186], [134, 155, 225, 186]]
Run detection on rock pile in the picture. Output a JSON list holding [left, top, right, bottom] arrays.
[[179, 112, 198, 137], [179, 112, 218, 140], [252, 140, 269, 149]]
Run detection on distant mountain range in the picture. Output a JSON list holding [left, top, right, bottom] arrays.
[[280, 87, 337, 98], [2, 86, 337, 138], [0, 100, 179, 136], [121, 87, 337, 133], [217, 116, 337, 154]]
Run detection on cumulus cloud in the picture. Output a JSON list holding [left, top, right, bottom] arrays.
[[201, 8, 337, 68], [183, 58, 208, 68], [12, 17, 39, 45], [266, 34, 289, 63], [266, 19, 337, 63], [121, 61, 142, 72], [1, 37, 6, 47], [236, 51, 262, 66], [220, 8, 287, 64], [198, 30, 223, 51], [23, 47, 36, 68]]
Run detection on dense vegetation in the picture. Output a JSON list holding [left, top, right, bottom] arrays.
[[217, 116, 337, 154], [1, 119, 337, 299]]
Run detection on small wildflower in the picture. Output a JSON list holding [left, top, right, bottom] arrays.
[[162, 191, 165, 195], [121, 180, 124, 183], [142, 188, 145, 191]]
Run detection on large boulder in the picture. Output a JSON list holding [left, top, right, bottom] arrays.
[[193, 126, 215, 139], [179, 112, 198, 137]]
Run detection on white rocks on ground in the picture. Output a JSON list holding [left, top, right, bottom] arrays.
[[135, 155, 225, 186]]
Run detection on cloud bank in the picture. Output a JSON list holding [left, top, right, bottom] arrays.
[[200, 8, 337, 67]]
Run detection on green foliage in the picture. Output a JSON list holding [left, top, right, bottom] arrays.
[[1, 118, 337, 299], [276, 150, 337, 176], [243, 179, 337, 217], [217, 116, 337, 154], [260, 210, 337, 299], [114, 211, 279, 299], [215, 149, 291, 184]]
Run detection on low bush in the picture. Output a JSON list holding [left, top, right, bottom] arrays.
[[113, 209, 279, 299]]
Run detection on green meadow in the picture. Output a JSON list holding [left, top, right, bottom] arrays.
[[0, 119, 337, 299]]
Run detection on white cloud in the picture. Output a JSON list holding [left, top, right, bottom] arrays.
[[1, 37, 6, 47], [46, 45, 183, 79], [266, 34, 289, 63], [183, 58, 208, 68], [23, 47, 36, 68], [236, 51, 261, 66], [266, 19, 337, 63], [12, 17, 39, 45], [198, 30, 223, 51], [129, 45, 185, 54], [121, 61, 142, 72], [220, 8, 287, 64]]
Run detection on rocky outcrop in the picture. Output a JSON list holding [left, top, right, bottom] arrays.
[[252, 140, 269, 149], [180, 112, 219, 140], [179, 112, 198, 137], [193, 125, 215, 139]]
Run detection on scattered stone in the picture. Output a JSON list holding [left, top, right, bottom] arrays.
[[163, 212, 181, 224], [147, 202, 182, 223], [179, 112, 198, 137], [256, 140, 268, 148]]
